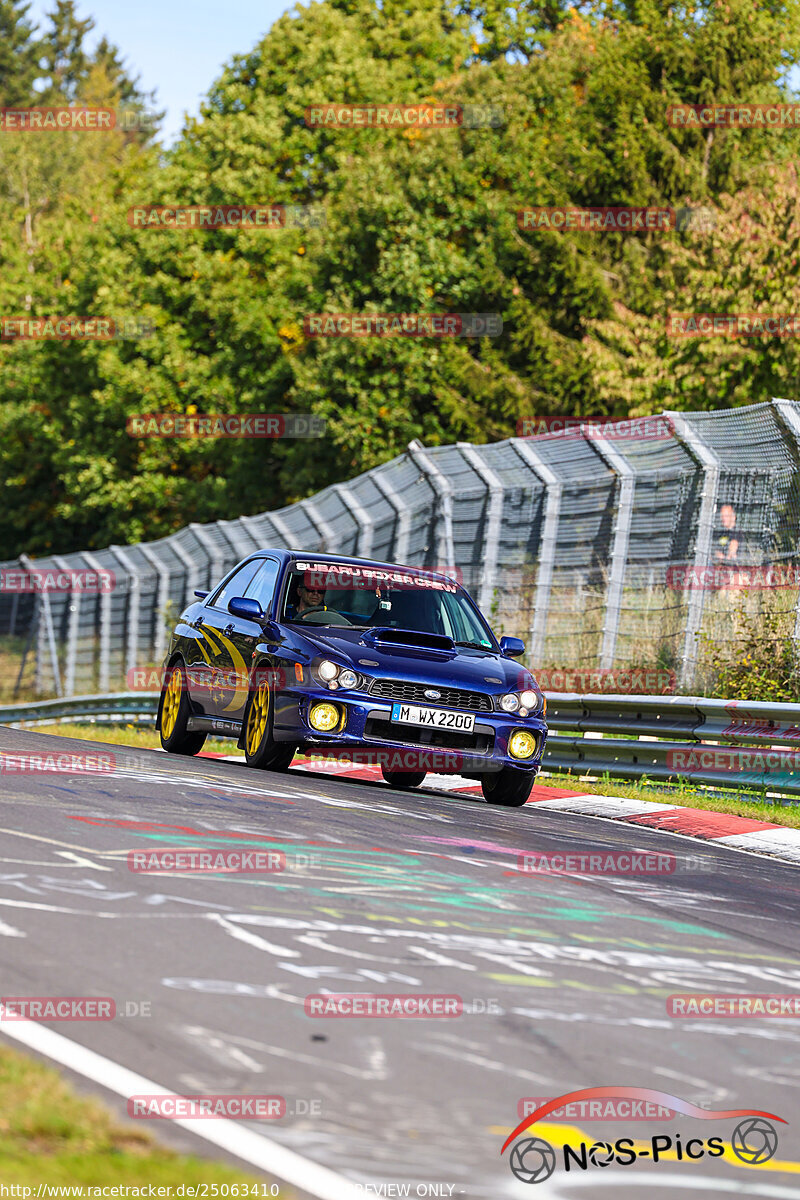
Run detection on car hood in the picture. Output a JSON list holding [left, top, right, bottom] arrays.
[[290, 626, 536, 694]]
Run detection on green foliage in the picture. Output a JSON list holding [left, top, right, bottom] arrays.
[[699, 598, 800, 701], [3, 0, 800, 554]]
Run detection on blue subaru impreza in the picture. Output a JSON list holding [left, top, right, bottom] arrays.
[[156, 550, 547, 806]]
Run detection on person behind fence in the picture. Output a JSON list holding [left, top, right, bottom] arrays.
[[714, 504, 739, 566]]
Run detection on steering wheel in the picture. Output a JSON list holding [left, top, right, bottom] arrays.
[[297, 605, 327, 620]]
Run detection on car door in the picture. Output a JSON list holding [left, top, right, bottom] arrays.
[[191, 559, 263, 717], [220, 556, 284, 719]]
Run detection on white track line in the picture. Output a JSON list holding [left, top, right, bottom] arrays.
[[0, 1020, 363, 1200]]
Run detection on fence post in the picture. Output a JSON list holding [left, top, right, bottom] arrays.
[[333, 484, 374, 558], [244, 511, 295, 548], [189, 522, 226, 591], [82, 551, 110, 694], [218, 519, 261, 557], [583, 430, 636, 669], [372, 471, 411, 564], [52, 555, 79, 696], [300, 499, 336, 551], [511, 439, 562, 666], [169, 537, 201, 612], [138, 545, 171, 662], [456, 443, 504, 610], [407, 440, 455, 569], [110, 545, 142, 685], [665, 412, 721, 689]]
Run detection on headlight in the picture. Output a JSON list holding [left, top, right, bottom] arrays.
[[308, 702, 341, 732], [520, 689, 538, 709], [500, 693, 519, 712], [317, 659, 339, 682], [338, 668, 358, 689]]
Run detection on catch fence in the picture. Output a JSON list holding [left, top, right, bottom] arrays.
[[1, 398, 797, 697]]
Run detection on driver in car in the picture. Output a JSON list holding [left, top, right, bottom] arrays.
[[287, 580, 327, 620]]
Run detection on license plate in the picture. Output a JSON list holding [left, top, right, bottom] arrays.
[[390, 703, 475, 733]]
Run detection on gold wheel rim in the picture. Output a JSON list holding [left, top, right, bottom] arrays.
[[246, 680, 270, 756], [162, 669, 182, 738]]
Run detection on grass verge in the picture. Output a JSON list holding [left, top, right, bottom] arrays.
[[0, 1042, 280, 1189]]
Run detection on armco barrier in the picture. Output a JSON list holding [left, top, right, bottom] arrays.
[[0, 693, 158, 727], [544, 693, 800, 797], [2, 691, 800, 798]]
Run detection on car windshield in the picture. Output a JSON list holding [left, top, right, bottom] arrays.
[[281, 561, 496, 646]]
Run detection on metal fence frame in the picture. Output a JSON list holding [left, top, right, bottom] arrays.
[[3, 398, 799, 697]]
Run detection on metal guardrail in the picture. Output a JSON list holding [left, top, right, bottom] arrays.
[[0, 693, 158, 727], [3, 690, 800, 798], [545, 692, 800, 797]]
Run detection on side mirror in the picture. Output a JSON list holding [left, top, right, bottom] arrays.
[[194, 590, 208, 600], [228, 596, 264, 622], [499, 635, 525, 658]]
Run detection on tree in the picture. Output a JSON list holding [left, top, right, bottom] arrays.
[[0, 0, 40, 105]]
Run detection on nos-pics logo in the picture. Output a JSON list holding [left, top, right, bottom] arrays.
[[501, 1087, 785, 1184]]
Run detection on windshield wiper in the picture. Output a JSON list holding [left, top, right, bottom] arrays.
[[454, 639, 493, 651]]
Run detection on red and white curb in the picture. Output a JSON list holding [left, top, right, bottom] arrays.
[[198, 752, 800, 867]]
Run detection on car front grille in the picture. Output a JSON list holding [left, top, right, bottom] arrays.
[[368, 678, 493, 712]]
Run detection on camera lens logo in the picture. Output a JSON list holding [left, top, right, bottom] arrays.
[[509, 1137, 556, 1184], [731, 1118, 779, 1164], [588, 1141, 615, 1167]]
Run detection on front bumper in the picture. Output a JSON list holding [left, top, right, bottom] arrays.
[[273, 688, 548, 774]]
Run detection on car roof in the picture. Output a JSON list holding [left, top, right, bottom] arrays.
[[253, 549, 458, 585]]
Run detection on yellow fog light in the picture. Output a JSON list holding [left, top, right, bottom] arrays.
[[509, 729, 537, 760], [309, 702, 341, 732]]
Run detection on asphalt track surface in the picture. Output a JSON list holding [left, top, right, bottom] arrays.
[[2, 725, 800, 1199]]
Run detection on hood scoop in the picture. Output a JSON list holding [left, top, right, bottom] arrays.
[[360, 627, 457, 659]]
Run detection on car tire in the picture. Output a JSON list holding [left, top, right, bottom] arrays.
[[158, 660, 207, 756], [243, 669, 296, 771], [381, 768, 427, 789], [481, 766, 534, 807]]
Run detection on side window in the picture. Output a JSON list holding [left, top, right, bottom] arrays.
[[244, 558, 282, 616], [209, 560, 262, 612]]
